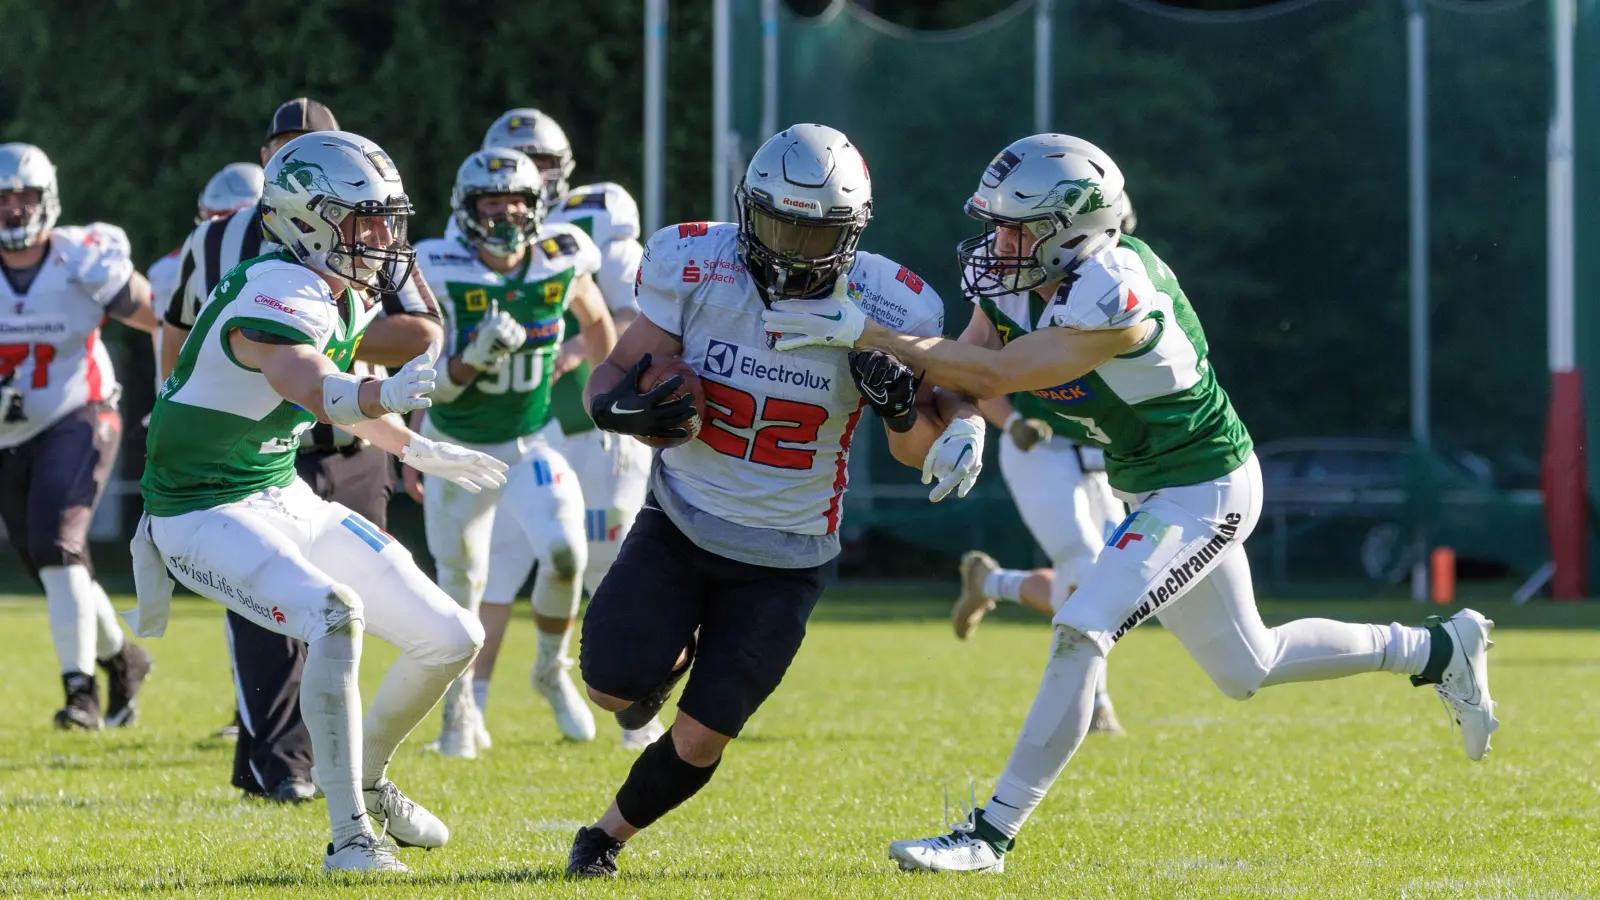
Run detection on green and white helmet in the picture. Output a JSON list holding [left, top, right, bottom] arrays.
[[0, 143, 60, 251], [261, 131, 416, 292], [482, 108, 574, 206], [450, 148, 545, 258], [958, 134, 1125, 297]]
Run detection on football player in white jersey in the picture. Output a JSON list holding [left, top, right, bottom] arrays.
[[411, 148, 615, 755], [565, 124, 981, 876], [411, 108, 660, 748], [0, 143, 160, 730], [765, 134, 1498, 874], [149, 163, 264, 371], [136, 133, 508, 872]]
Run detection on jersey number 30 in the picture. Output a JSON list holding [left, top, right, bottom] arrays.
[[700, 379, 828, 470]]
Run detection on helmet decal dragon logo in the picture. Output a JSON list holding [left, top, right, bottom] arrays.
[[273, 160, 338, 196], [1031, 177, 1111, 217]]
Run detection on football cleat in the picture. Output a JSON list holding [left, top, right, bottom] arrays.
[[620, 717, 667, 751], [1413, 608, 1498, 761], [99, 642, 152, 727], [53, 672, 102, 731], [1089, 699, 1126, 736], [324, 834, 408, 873], [424, 681, 479, 759], [364, 779, 449, 849], [533, 658, 597, 742], [566, 825, 625, 878], [952, 551, 999, 640], [890, 784, 1011, 874]]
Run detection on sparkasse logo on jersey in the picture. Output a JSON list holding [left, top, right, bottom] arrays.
[[702, 339, 832, 391], [683, 258, 746, 285]]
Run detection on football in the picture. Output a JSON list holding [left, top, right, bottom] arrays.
[[635, 355, 706, 450]]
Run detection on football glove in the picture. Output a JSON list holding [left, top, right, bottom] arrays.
[[922, 416, 985, 502], [761, 276, 868, 351], [589, 353, 697, 440], [1004, 411, 1053, 452], [400, 435, 509, 493], [379, 341, 439, 415], [849, 349, 920, 433], [460, 300, 527, 371]]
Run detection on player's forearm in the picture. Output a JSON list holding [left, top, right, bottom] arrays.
[[159, 322, 186, 380], [976, 395, 1015, 429], [344, 414, 414, 458], [857, 321, 1013, 399], [355, 313, 443, 366], [883, 400, 946, 468]]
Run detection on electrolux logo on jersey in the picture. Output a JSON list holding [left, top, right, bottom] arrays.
[[703, 338, 832, 391], [1109, 513, 1241, 644], [0, 316, 68, 341]]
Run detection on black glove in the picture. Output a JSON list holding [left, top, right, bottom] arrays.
[[848, 349, 920, 433], [589, 353, 697, 439]]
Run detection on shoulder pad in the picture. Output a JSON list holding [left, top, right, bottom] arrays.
[[1049, 246, 1155, 331]]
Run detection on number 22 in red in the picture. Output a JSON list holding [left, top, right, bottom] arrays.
[[700, 379, 829, 469], [0, 344, 55, 388]]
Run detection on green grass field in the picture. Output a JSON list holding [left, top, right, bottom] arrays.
[[1, 587, 1597, 898]]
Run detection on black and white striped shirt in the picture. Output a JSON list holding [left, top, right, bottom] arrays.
[[165, 204, 439, 451]]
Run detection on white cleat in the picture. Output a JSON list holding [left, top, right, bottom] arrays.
[[620, 716, 666, 751], [1423, 608, 1499, 761], [323, 834, 408, 873], [1089, 700, 1126, 736], [890, 830, 1005, 874], [953, 551, 999, 640], [364, 779, 449, 849], [423, 688, 478, 760], [470, 700, 493, 750], [534, 659, 597, 742]]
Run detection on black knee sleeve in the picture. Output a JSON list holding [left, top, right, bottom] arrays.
[[614, 727, 720, 830]]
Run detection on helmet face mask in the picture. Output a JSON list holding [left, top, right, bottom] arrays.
[[957, 206, 1065, 297], [0, 144, 61, 252], [262, 132, 417, 292], [451, 149, 545, 259], [734, 124, 873, 301]]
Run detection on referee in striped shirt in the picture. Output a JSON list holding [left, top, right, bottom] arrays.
[[160, 98, 443, 803]]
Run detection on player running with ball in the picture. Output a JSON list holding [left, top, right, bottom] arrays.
[[134, 132, 507, 873], [762, 133, 1499, 874], [564, 124, 981, 877]]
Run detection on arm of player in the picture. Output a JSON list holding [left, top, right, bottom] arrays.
[[882, 376, 947, 468], [354, 309, 444, 367], [104, 271, 159, 334], [583, 312, 696, 439], [233, 335, 391, 422], [569, 273, 618, 371]]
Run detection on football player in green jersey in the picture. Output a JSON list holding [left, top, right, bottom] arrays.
[[136, 133, 508, 873], [410, 148, 617, 756], [763, 134, 1499, 874]]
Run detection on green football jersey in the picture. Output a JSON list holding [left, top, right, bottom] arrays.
[[976, 234, 1252, 494], [142, 252, 377, 516], [416, 224, 601, 444]]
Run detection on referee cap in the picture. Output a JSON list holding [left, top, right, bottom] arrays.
[[265, 98, 339, 142]]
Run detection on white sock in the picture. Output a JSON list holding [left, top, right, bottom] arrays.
[[982, 569, 1029, 604], [363, 654, 471, 788], [536, 628, 572, 673], [1256, 620, 1429, 689], [1093, 665, 1111, 710], [473, 678, 491, 715], [40, 565, 96, 674], [1381, 622, 1432, 675], [302, 626, 369, 846], [91, 580, 124, 660], [984, 626, 1103, 839]]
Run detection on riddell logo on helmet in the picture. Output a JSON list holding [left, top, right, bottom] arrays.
[[780, 196, 821, 212]]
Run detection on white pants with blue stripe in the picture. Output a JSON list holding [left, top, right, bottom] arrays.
[[421, 419, 586, 617], [149, 478, 478, 667]]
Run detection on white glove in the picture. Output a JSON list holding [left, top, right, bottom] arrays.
[[760, 276, 868, 351], [922, 416, 985, 502], [400, 435, 509, 493], [380, 340, 440, 414], [460, 300, 527, 371]]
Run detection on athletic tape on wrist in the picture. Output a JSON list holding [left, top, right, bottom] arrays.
[[323, 372, 374, 427]]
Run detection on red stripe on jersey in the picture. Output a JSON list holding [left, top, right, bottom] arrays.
[[824, 399, 867, 534], [84, 329, 103, 403]]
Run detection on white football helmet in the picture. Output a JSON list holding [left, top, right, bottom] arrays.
[[450, 148, 545, 258], [735, 123, 872, 300], [198, 162, 264, 222], [0, 143, 61, 251], [482, 108, 574, 205], [261, 131, 415, 292], [958, 134, 1126, 297]]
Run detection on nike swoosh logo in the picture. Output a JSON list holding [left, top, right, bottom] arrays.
[[861, 384, 888, 403], [817, 311, 843, 321], [609, 403, 644, 415]]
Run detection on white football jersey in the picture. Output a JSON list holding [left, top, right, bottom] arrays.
[[0, 224, 131, 449], [637, 222, 943, 547], [542, 182, 643, 317]]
